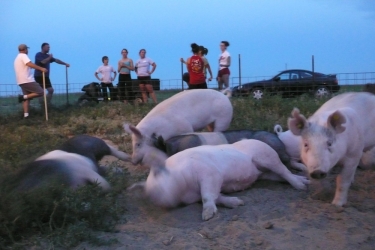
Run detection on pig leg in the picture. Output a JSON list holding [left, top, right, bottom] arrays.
[[289, 160, 308, 172], [332, 159, 359, 206], [199, 175, 222, 221], [216, 194, 244, 208], [253, 157, 310, 190]]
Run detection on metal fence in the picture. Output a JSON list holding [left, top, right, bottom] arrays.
[[1, 72, 374, 117]]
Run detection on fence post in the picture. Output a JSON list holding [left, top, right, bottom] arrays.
[[238, 54, 242, 88], [181, 61, 184, 90], [66, 67, 69, 105]]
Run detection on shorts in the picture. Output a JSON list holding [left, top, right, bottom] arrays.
[[188, 82, 207, 89], [35, 76, 52, 89], [137, 76, 151, 85], [19, 82, 44, 95], [218, 68, 230, 78]]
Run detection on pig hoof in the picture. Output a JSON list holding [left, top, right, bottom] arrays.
[[202, 207, 217, 221], [291, 175, 310, 190], [217, 196, 244, 208]]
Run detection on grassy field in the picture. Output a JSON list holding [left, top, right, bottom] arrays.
[[0, 87, 367, 248]]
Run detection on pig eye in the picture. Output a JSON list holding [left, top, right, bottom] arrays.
[[136, 143, 141, 147], [304, 143, 308, 148], [327, 141, 332, 147]]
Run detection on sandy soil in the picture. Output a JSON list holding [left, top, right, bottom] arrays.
[[75, 141, 375, 250]]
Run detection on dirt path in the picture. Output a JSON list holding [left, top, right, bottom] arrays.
[[76, 142, 375, 250]]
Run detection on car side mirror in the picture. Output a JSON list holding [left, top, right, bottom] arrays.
[[274, 76, 280, 81]]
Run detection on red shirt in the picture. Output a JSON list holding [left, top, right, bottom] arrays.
[[188, 55, 206, 84]]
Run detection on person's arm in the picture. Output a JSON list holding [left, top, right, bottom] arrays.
[[149, 62, 156, 75], [206, 63, 213, 81], [112, 69, 117, 81], [38, 53, 53, 64], [54, 58, 70, 67], [118, 60, 122, 73], [26, 61, 48, 73], [128, 59, 134, 71], [186, 58, 190, 72], [94, 71, 102, 81]]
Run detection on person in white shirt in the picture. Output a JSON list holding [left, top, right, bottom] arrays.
[[14, 44, 48, 118], [95, 56, 117, 101], [217, 41, 231, 90], [135, 49, 157, 104]]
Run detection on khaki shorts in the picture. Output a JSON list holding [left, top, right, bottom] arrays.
[[19, 82, 44, 96]]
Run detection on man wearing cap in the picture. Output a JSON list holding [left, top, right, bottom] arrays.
[[14, 44, 48, 118], [34, 43, 70, 105]]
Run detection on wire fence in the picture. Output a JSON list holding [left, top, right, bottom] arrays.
[[1, 72, 374, 117]]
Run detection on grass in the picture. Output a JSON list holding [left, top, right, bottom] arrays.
[[0, 87, 365, 248]]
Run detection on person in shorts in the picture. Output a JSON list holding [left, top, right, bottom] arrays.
[[95, 56, 117, 101], [217, 41, 231, 90], [186, 43, 207, 89], [135, 49, 157, 104], [34, 43, 70, 105], [14, 44, 48, 118]]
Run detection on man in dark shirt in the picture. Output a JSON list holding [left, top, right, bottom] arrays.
[[34, 43, 70, 105]]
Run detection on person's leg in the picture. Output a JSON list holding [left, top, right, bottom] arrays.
[[139, 83, 147, 103], [145, 84, 157, 104], [222, 74, 230, 89], [107, 83, 114, 101], [126, 75, 134, 102], [46, 87, 54, 104], [100, 82, 108, 101], [19, 82, 44, 117]]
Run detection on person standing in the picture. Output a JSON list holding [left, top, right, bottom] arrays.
[[34, 43, 70, 105], [95, 56, 117, 101], [118, 49, 134, 104], [135, 49, 157, 104], [14, 44, 48, 118], [199, 46, 213, 82], [185, 43, 207, 89], [217, 41, 231, 90]]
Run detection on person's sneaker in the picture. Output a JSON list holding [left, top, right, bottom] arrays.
[[18, 95, 25, 103]]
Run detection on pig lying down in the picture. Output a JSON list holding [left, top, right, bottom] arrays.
[[6, 135, 129, 192], [288, 92, 375, 206], [124, 89, 233, 164], [274, 125, 307, 172], [128, 139, 310, 221], [155, 129, 296, 170]]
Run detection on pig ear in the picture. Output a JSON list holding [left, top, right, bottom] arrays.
[[327, 110, 346, 134], [123, 124, 143, 139], [288, 108, 308, 136]]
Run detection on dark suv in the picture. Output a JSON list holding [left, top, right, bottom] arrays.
[[231, 69, 340, 99]]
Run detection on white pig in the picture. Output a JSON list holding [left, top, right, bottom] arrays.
[[288, 92, 375, 206], [124, 89, 233, 164], [274, 124, 307, 172], [128, 139, 310, 221]]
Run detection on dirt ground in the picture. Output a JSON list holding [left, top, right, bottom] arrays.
[[76, 142, 375, 250]]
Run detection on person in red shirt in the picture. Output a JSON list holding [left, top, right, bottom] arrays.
[[185, 43, 207, 89]]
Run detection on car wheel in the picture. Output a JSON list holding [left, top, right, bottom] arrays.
[[315, 86, 330, 98], [251, 88, 264, 100]]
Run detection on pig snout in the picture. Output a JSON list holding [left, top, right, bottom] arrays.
[[310, 170, 327, 179]]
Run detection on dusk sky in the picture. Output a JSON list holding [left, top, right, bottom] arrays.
[[1, 0, 374, 92]]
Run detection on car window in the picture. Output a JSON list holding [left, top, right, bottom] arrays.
[[300, 72, 313, 78], [290, 72, 299, 80], [279, 73, 290, 80]]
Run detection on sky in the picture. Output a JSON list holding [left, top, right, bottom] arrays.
[[1, 0, 375, 93]]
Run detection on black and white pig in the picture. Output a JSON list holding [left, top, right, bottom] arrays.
[[6, 135, 130, 192], [153, 129, 299, 170]]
